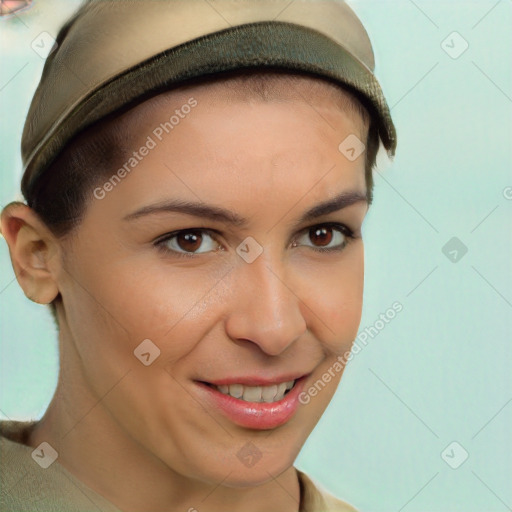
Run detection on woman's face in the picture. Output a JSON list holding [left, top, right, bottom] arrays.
[[55, 80, 368, 486]]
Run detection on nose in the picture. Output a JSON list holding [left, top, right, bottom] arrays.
[[224, 249, 307, 356]]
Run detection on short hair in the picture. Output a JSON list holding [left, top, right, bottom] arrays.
[[24, 69, 380, 329]]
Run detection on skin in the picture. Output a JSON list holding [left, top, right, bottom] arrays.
[[1, 78, 369, 512]]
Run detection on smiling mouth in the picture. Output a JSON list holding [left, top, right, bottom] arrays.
[[201, 380, 296, 403]]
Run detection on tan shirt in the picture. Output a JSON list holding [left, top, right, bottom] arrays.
[[0, 420, 357, 512]]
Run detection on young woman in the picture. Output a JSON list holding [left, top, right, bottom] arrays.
[[0, 1, 397, 511]]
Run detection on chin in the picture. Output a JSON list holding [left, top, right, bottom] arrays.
[[211, 463, 294, 489], [172, 443, 300, 489]]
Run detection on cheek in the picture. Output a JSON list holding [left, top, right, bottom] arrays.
[[62, 236, 363, 375], [300, 243, 364, 353], [78, 258, 229, 362]]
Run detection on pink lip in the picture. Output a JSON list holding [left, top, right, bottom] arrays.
[[195, 376, 308, 430]]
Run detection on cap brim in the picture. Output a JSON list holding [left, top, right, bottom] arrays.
[[21, 21, 397, 198]]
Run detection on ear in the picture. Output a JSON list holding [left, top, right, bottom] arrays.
[[0, 201, 61, 304]]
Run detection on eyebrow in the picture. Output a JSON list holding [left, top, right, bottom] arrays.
[[123, 190, 367, 226]]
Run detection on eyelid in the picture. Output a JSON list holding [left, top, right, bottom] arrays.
[[298, 221, 355, 237], [153, 227, 218, 244]]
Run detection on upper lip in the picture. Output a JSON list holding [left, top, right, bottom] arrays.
[[200, 373, 310, 387]]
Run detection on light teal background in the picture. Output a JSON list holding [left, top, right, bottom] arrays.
[[1, 1, 511, 511]]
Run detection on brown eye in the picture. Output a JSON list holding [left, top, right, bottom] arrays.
[[176, 230, 203, 252], [309, 226, 333, 247], [158, 229, 220, 256], [293, 223, 352, 252]]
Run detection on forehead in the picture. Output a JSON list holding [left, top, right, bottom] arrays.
[[92, 82, 367, 223]]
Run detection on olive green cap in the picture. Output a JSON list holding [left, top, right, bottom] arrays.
[[21, 0, 397, 200]]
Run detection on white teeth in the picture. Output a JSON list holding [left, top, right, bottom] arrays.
[[214, 380, 296, 403], [243, 386, 262, 402], [274, 382, 287, 401], [262, 385, 277, 403], [229, 384, 244, 398]]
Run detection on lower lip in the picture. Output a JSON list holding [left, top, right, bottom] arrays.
[[196, 377, 307, 430]]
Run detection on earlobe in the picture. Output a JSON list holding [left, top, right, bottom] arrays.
[[0, 201, 60, 305]]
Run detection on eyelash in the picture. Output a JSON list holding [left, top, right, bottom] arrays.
[[154, 222, 356, 259]]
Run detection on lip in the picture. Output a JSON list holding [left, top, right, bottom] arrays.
[[195, 375, 308, 430]]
